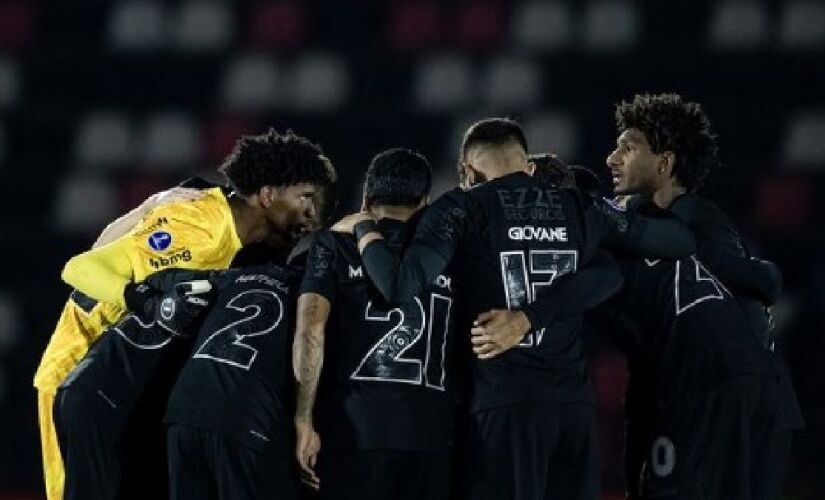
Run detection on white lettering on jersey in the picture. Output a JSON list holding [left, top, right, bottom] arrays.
[[507, 226, 568, 242], [349, 265, 363, 279]]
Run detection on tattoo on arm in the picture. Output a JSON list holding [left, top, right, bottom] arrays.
[[293, 293, 331, 422]]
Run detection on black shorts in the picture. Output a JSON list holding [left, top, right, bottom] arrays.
[[318, 449, 451, 500], [167, 424, 298, 500], [461, 401, 598, 500], [53, 386, 125, 500], [639, 375, 792, 500]]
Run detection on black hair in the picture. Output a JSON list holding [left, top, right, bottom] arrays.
[[364, 148, 432, 208], [615, 93, 720, 191], [529, 152, 575, 188], [529, 153, 605, 198], [218, 128, 333, 196], [457, 118, 528, 185]]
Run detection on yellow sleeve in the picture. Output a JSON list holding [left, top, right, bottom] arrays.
[[61, 239, 134, 308], [61, 189, 241, 309]]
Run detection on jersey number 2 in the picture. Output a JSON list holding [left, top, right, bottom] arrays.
[[500, 249, 578, 346], [351, 294, 452, 390], [193, 289, 284, 370]]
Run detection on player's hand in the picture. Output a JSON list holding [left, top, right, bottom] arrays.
[[155, 279, 213, 336], [330, 211, 373, 234], [295, 419, 321, 490], [471, 309, 532, 359]]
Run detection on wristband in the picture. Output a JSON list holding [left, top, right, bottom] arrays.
[[354, 219, 379, 242]]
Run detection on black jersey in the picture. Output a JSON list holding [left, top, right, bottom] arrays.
[[359, 172, 696, 411], [300, 218, 457, 452], [164, 264, 297, 454], [58, 269, 212, 415]]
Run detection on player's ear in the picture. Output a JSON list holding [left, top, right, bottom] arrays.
[[659, 151, 676, 175], [464, 163, 477, 187], [258, 185, 276, 209]]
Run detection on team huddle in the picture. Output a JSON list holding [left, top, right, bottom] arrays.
[[34, 93, 802, 500]]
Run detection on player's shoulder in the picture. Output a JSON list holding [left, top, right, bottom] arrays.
[[670, 193, 736, 233], [134, 187, 230, 237]]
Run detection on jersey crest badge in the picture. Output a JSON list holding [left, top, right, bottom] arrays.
[[148, 231, 172, 251]]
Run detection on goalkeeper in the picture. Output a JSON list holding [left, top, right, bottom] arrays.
[[34, 129, 334, 500]]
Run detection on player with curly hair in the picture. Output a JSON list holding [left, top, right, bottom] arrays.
[[602, 93, 802, 500], [36, 128, 334, 500]]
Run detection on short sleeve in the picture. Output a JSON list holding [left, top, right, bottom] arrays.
[[299, 231, 339, 302]]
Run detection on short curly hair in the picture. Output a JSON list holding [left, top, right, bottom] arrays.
[[615, 93, 720, 191], [218, 128, 333, 196]]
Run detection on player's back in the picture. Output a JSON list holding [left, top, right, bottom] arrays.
[[164, 264, 297, 454], [616, 254, 777, 402], [447, 172, 593, 410], [305, 219, 457, 453]]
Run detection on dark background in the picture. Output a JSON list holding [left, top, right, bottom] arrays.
[[0, 0, 823, 498]]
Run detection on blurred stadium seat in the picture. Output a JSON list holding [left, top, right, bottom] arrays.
[[779, 1, 825, 49], [221, 55, 282, 110], [247, 1, 307, 49], [414, 55, 474, 111], [782, 112, 825, 167], [387, 1, 442, 51], [511, 1, 573, 52], [0, 291, 21, 355], [708, 0, 768, 49], [583, 1, 641, 50], [174, 1, 234, 52], [455, 1, 506, 50], [0, 57, 21, 109], [481, 57, 542, 109], [0, 1, 35, 49], [54, 176, 119, 234], [0, 123, 5, 163], [74, 111, 134, 168], [524, 112, 578, 160], [108, 0, 167, 52], [204, 115, 257, 163], [140, 112, 201, 168], [289, 54, 349, 111]]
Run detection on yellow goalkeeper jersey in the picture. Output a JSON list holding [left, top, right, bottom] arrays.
[[34, 187, 243, 393]]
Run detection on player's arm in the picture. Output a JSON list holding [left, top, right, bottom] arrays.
[[92, 186, 205, 248], [63, 202, 221, 311], [292, 232, 337, 489], [471, 250, 623, 358], [587, 195, 696, 258], [334, 190, 467, 303], [670, 196, 781, 304], [62, 238, 135, 308], [292, 292, 328, 489]]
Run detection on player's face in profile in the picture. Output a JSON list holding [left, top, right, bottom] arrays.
[[265, 182, 320, 241], [606, 128, 661, 196]]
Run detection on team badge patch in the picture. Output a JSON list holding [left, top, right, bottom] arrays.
[[148, 231, 173, 251], [603, 197, 627, 212]]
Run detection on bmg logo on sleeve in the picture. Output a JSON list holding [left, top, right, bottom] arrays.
[[148, 231, 173, 251]]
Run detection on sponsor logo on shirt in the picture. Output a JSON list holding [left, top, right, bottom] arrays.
[[348, 265, 363, 279], [603, 196, 627, 212], [148, 231, 173, 251], [507, 226, 568, 242], [148, 249, 192, 269]]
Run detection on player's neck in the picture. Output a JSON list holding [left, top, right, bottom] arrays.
[[369, 204, 420, 222], [229, 196, 270, 245], [652, 182, 687, 209]]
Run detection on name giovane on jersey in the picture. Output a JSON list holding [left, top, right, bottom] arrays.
[[508, 226, 568, 242]]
